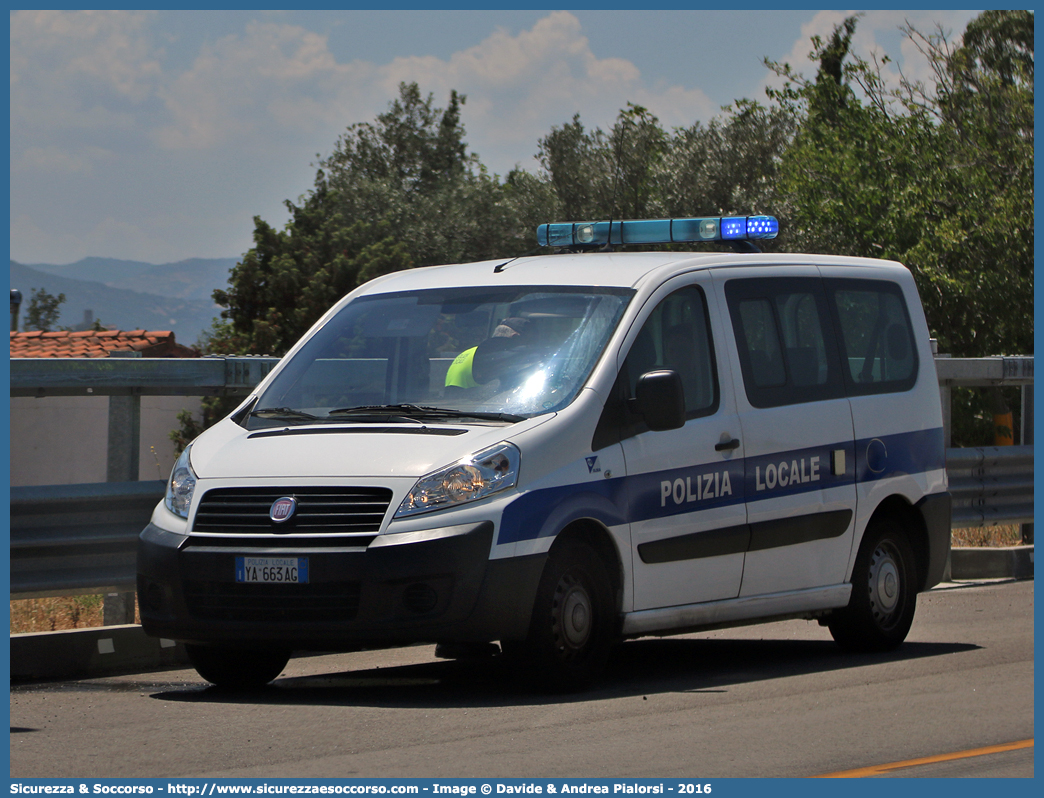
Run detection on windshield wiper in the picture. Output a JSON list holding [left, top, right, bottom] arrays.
[[249, 407, 320, 422], [328, 404, 526, 423], [326, 404, 431, 422], [429, 409, 528, 423]]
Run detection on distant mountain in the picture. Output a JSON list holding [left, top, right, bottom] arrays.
[[10, 260, 231, 347], [20, 256, 238, 303]]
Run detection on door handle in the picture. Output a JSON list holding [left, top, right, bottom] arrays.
[[715, 437, 741, 452]]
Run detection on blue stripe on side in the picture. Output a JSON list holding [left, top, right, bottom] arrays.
[[497, 479, 628, 545], [498, 427, 944, 544], [625, 459, 745, 523], [745, 442, 855, 504], [855, 428, 945, 482]]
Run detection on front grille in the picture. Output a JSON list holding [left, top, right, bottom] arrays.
[[183, 535, 377, 550], [193, 486, 393, 535], [185, 579, 361, 623]]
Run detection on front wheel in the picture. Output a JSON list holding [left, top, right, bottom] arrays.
[[516, 538, 615, 691], [185, 644, 291, 688], [829, 519, 918, 652]]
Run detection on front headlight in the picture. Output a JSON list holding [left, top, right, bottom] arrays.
[[394, 443, 520, 518], [165, 444, 197, 518]]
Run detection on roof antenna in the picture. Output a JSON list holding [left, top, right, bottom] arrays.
[[600, 133, 626, 251]]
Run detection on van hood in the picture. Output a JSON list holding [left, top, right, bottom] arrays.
[[188, 416, 552, 480]]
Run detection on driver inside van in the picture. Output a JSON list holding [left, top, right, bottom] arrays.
[[445, 316, 530, 389]]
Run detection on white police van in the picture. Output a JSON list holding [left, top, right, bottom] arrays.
[[138, 215, 951, 689]]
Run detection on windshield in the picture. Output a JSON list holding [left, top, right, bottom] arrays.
[[247, 285, 634, 428]]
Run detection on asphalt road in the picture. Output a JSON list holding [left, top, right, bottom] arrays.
[[10, 579, 1034, 779]]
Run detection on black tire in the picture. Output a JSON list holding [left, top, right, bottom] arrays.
[[518, 538, 615, 691], [185, 644, 291, 688], [829, 518, 918, 652]]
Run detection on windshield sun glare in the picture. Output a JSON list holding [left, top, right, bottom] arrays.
[[249, 286, 633, 428]]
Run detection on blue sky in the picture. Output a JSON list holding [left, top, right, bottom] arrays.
[[9, 8, 981, 266]]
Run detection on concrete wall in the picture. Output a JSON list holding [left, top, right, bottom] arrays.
[[10, 395, 203, 486]]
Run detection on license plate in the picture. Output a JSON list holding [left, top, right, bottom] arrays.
[[235, 556, 309, 584]]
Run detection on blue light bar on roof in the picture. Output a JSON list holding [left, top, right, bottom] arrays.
[[537, 215, 779, 248]]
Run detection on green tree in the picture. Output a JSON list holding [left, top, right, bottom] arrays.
[[319, 82, 531, 269], [538, 100, 791, 232], [767, 12, 1033, 359], [537, 104, 668, 223], [537, 114, 613, 220], [210, 185, 412, 357], [765, 12, 1032, 446], [22, 287, 66, 332], [651, 99, 795, 220], [211, 82, 529, 359], [607, 103, 667, 219]]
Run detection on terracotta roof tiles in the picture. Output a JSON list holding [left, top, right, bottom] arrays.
[[10, 329, 201, 359]]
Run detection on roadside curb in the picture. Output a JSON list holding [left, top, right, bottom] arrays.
[[949, 545, 1034, 580], [10, 624, 189, 683]]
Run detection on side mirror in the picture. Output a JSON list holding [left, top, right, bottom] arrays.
[[634, 370, 686, 431]]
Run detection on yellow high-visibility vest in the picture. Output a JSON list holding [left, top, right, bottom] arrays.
[[445, 346, 479, 388]]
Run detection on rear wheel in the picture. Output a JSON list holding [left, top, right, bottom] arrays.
[[185, 644, 291, 688], [829, 518, 918, 652], [517, 538, 615, 691]]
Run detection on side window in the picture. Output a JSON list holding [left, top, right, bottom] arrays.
[[828, 279, 919, 394], [624, 285, 719, 418], [736, 298, 785, 387], [725, 277, 844, 408]]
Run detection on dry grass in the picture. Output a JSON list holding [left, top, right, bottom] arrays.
[[7, 525, 1031, 634], [10, 595, 139, 635], [950, 524, 1027, 548]]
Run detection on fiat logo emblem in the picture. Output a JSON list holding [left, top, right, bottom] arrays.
[[269, 496, 297, 524]]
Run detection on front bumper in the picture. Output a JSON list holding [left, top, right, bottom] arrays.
[[137, 520, 546, 650]]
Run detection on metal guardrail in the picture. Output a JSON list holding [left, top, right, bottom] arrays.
[[947, 445, 1034, 529], [9, 355, 281, 397], [11, 481, 164, 599], [934, 356, 1034, 386], [8, 355, 1034, 600], [9, 355, 277, 603]]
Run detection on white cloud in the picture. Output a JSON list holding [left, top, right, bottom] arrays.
[[373, 11, 716, 172], [7, 9, 756, 263], [760, 9, 979, 100], [13, 9, 718, 165], [149, 11, 715, 170], [153, 20, 371, 150], [11, 10, 161, 102], [890, 11, 975, 87], [14, 145, 115, 175]]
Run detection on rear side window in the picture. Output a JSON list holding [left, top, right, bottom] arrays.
[[725, 277, 844, 408], [828, 279, 918, 395]]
